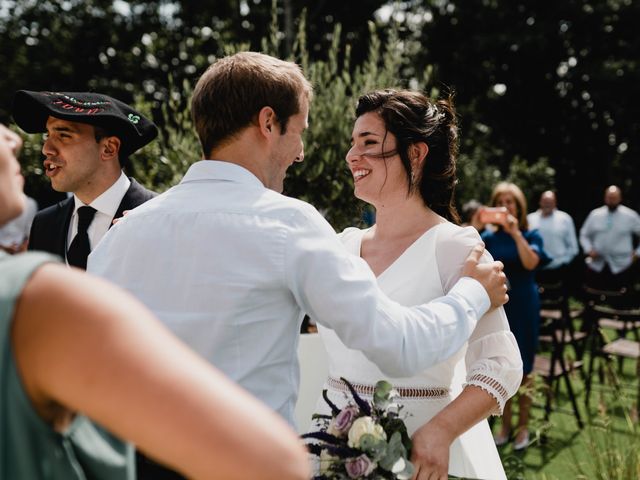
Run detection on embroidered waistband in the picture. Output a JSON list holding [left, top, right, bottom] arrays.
[[326, 377, 450, 399]]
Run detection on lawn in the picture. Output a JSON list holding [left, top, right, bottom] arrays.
[[494, 308, 639, 480]]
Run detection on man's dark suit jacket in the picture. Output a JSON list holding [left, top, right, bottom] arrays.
[[27, 178, 156, 261]]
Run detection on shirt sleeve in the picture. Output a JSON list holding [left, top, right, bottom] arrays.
[[631, 210, 640, 257], [437, 225, 523, 414], [563, 213, 580, 265], [579, 211, 595, 253], [284, 208, 491, 378], [528, 229, 553, 269]]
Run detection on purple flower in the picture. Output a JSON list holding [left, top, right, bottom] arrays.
[[327, 405, 359, 437], [345, 454, 376, 478]]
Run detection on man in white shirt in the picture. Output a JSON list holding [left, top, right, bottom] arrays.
[[0, 193, 37, 254], [89, 52, 508, 433], [528, 190, 579, 285], [11, 91, 158, 269], [579, 185, 640, 291]]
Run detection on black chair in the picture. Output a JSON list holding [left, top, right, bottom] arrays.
[[533, 279, 585, 429], [583, 286, 640, 415]]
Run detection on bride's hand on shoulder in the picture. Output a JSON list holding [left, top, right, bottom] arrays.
[[410, 418, 454, 480], [462, 244, 509, 309]]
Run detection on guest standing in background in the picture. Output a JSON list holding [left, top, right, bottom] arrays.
[[11, 90, 156, 269], [481, 182, 550, 451], [579, 185, 640, 291], [527, 190, 579, 286]]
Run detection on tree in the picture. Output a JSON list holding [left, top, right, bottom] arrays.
[[387, 0, 640, 223]]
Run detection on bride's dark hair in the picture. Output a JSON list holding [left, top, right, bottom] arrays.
[[354, 89, 461, 224]]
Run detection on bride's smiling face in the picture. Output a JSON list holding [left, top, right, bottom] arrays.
[[345, 112, 408, 204]]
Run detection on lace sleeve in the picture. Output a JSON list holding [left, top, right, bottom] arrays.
[[436, 224, 523, 414], [463, 310, 522, 414]]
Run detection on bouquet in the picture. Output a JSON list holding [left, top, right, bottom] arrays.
[[302, 378, 415, 480]]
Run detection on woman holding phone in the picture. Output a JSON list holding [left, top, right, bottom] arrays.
[[480, 182, 550, 451]]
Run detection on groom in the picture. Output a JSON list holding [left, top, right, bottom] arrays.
[[89, 52, 508, 477]]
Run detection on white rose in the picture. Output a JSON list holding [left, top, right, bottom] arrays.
[[347, 416, 387, 448], [319, 449, 338, 475]]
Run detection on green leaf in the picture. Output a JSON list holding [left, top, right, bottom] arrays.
[[359, 433, 388, 461], [373, 380, 394, 409], [379, 431, 409, 471]]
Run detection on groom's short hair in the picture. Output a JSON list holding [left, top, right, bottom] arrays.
[[191, 51, 313, 158]]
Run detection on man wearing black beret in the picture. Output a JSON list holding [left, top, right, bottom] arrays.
[[12, 90, 157, 269]]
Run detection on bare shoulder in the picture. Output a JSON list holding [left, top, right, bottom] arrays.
[[17, 264, 148, 335]]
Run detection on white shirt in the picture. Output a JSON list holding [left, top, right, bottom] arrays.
[[527, 209, 579, 270], [67, 172, 130, 261], [88, 160, 490, 425], [579, 204, 640, 273], [0, 195, 38, 247]]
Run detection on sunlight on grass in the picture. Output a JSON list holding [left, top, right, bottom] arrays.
[[494, 315, 639, 480]]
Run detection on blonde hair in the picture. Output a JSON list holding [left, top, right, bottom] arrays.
[[490, 181, 529, 230]]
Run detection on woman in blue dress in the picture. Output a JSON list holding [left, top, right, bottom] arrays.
[[480, 182, 550, 451]]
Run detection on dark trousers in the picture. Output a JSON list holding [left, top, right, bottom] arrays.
[[584, 262, 637, 292], [535, 266, 568, 286], [136, 452, 186, 480]]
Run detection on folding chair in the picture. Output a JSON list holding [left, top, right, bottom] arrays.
[[533, 279, 585, 429], [583, 286, 640, 415]]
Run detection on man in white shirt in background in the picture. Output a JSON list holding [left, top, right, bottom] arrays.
[[0, 193, 37, 254], [579, 185, 640, 291], [89, 52, 509, 476], [528, 190, 579, 286]]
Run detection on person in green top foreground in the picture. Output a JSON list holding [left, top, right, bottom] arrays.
[[0, 123, 310, 480]]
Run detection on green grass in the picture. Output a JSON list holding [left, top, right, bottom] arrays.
[[493, 319, 639, 480]]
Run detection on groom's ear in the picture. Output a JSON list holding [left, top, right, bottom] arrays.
[[258, 106, 277, 138]]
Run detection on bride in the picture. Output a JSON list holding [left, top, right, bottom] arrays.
[[312, 89, 523, 479]]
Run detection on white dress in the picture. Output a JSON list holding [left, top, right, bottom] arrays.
[[313, 223, 523, 479]]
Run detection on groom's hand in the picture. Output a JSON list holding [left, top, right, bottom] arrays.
[[462, 243, 509, 310]]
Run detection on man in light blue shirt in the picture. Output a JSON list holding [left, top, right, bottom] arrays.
[[89, 52, 509, 436], [579, 185, 640, 290], [528, 191, 579, 286]]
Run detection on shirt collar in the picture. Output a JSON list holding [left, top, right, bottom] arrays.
[[181, 160, 264, 189], [73, 171, 131, 217]]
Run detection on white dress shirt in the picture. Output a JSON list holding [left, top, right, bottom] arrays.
[[0, 195, 38, 247], [527, 209, 579, 270], [88, 160, 490, 426], [579, 205, 640, 273], [67, 172, 130, 263]]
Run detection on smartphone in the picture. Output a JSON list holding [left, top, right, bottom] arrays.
[[479, 207, 508, 224]]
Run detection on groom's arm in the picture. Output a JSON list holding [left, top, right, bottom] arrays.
[[285, 210, 506, 377]]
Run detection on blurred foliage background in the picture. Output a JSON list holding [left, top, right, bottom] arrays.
[[1, 0, 638, 231]]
